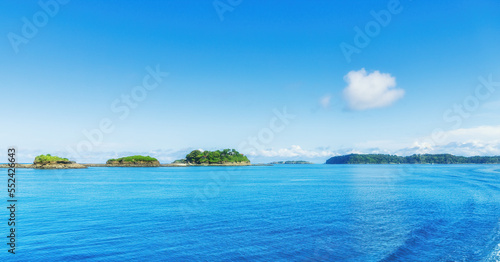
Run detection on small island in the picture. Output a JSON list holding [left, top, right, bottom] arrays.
[[270, 160, 314, 165], [326, 154, 500, 164], [32, 154, 87, 169], [106, 155, 160, 167], [173, 149, 251, 166]]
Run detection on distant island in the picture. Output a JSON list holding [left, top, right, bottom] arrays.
[[3, 152, 498, 169], [31, 154, 87, 169], [173, 149, 251, 166], [270, 161, 314, 165], [106, 155, 160, 167], [326, 154, 500, 164], [0, 150, 251, 168]]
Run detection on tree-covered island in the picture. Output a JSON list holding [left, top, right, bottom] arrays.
[[106, 155, 160, 166], [32, 154, 87, 169], [326, 154, 500, 164], [174, 149, 250, 165], [34, 154, 69, 163]]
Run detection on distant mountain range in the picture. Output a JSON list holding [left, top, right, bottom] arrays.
[[326, 154, 500, 164]]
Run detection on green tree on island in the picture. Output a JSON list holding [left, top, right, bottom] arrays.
[[184, 149, 249, 164]]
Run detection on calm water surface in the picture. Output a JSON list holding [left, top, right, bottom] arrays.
[[2, 165, 499, 261]]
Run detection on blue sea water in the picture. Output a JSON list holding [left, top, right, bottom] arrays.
[[1, 165, 500, 261]]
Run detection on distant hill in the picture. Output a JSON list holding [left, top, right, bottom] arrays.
[[326, 154, 500, 164]]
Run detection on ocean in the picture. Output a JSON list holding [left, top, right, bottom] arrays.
[[2, 165, 499, 261]]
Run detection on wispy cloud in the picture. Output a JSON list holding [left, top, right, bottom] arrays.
[[343, 68, 404, 110], [247, 145, 336, 158], [319, 94, 332, 109], [397, 141, 500, 157], [245, 145, 392, 162], [398, 125, 500, 156], [246, 126, 500, 161]]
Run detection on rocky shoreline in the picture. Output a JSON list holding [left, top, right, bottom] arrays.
[[0, 162, 87, 169], [172, 162, 252, 167], [0, 150, 255, 169], [84, 162, 253, 167], [34, 162, 87, 169], [0, 162, 258, 169], [0, 164, 34, 168], [105, 160, 161, 167]]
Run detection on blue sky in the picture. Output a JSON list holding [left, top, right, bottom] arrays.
[[1, 0, 500, 163]]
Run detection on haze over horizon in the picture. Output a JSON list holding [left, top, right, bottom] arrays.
[[2, 0, 500, 163]]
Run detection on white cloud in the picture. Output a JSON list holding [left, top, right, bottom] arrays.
[[397, 141, 500, 157], [343, 68, 404, 110], [246, 145, 392, 160], [397, 125, 500, 156], [247, 145, 337, 158], [443, 125, 500, 142], [244, 126, 500, 161]]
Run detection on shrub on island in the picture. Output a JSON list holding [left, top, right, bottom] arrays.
[[106, 155, 160, 166]]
